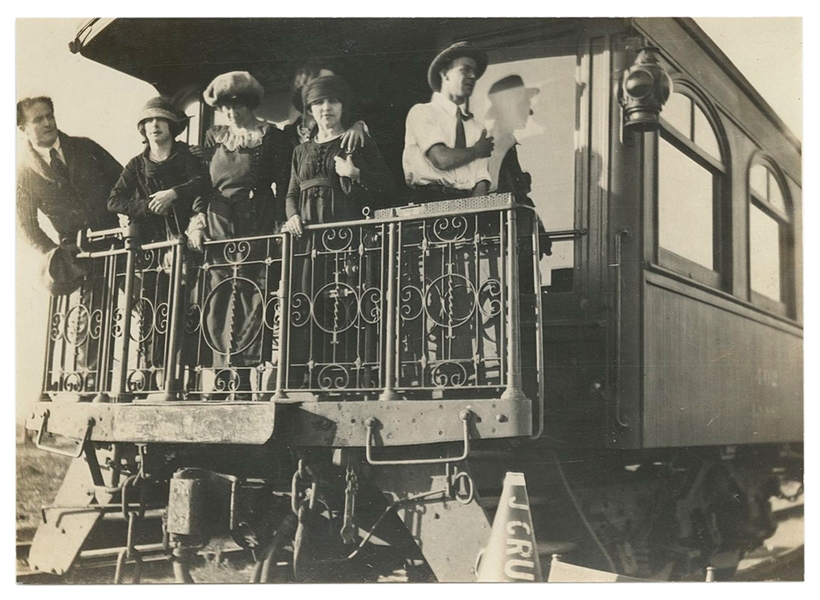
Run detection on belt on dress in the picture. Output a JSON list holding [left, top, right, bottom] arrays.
[[299, 177, 335, 191]]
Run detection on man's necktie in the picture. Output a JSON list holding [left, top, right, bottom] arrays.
[[455, 109, 467, 149], [50, 148, 69, 181]]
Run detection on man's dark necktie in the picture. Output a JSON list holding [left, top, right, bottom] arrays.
[[455, 109, 467, 149], [50, 148, 69, 181]]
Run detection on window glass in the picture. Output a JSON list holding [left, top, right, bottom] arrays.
[[658, 137, 714, 269], [768, 173, 787, 213], [749, 203, 782, 301], [694, 106, 721, 161], [662, 92, 691, 137], [749, 164, 768, 199], [471, 53, 578, 284]]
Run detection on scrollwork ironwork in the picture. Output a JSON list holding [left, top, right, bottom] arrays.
[[430, 362, 469, 388], [317, 364, 350, 390], [320, 227, 353, 252], [65, 304, 91, 346], [430, 215, 469, 243], [223, 240, 252, 264], [359, 287, 382, 324]]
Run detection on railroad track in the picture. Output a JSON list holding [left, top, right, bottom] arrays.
[[733, 496, 804, 582], [18, 496, 804, 584]]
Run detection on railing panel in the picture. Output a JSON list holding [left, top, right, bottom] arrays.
[[41, 194, 538, 406], [284, 223, 387, 394], [118, 246, 175, 396], [394, 210, 507, 391], [181, 235, 284, 399], [43, 254, 115, 399]]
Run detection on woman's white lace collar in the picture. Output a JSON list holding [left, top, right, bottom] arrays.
[[211, 122, 270, 151]]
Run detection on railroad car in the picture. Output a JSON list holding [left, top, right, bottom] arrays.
[[23, 17, 802, 582]]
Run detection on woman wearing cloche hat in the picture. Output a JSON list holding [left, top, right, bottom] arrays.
[[108, 96, 209, 249], [107, 96, 211, 378]]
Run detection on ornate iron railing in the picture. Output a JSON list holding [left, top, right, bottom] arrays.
[[41, 194, 541, 404]]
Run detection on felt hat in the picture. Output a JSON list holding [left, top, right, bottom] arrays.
[[137, 96, 188, 131], [203, 71, 265, 107], [488, 74, 539, 97], [427, 42, 488, 92], [303, 75, 351, 110], [43, 246, 86, 296]]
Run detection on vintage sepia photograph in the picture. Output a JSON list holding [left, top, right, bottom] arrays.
[[14, 11, 804, 585]]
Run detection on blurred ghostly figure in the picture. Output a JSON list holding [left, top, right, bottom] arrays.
[[485, 75, 539, 197], [486, 74, 551, 260]]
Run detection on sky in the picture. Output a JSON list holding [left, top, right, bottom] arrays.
[[2, 5, 814, 596]]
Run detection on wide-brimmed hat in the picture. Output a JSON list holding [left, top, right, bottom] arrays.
[[137, 96, 188, 131], [203, 71, 265, 107], [488, 75, 539, 98], [303, 75, 351, 110], [42, 246, 86, 296], [427, 42, 488, 92]]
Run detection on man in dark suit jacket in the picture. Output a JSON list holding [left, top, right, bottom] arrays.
[[17, 96, 122, 254]]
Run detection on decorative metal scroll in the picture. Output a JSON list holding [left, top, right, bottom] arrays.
[[43, 252, 123, 399], [284, 223, 387, 393], [394, 212, 506, 391], [181, 235, 284, 400], [120, 247, 174, 394]]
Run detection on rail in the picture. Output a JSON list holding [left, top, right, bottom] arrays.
[[40, 193, 542, 406]]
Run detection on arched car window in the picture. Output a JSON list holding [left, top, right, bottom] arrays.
[[656, 88, 727, 289], [748, 160, 793, 314]]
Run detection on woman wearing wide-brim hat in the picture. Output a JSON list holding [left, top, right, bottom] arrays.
[[108, 95, 209, 248]]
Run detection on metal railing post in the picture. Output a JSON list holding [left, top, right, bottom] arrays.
[[93, 254, 118, 402], [379, 222, 398, 401], [114, 227, 137, 402], [272, 234, 291, 402], [500, 208, 527, 403], [160, 239, 185, 401]]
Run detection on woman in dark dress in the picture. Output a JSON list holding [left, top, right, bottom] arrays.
[[197, 71, 292, 398], [108, 96, 208, 247], [107, 96, 209, 390], [282, 76, 394, 391], [282, 75, 392, 236]]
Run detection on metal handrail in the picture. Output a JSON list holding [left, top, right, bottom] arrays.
[[34, 410, 93, 458], [364, 409, 473, 466]]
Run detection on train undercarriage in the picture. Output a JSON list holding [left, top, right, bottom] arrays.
[[25, 428, 802, 583]]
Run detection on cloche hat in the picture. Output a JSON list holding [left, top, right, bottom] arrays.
[[427, 42, 488, 92], [203, 71, 265, 107], [302, 75, 351, 110], [137, 96, 188, 131]]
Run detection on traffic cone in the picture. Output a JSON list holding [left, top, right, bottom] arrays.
[[476, 472, 543, 582]]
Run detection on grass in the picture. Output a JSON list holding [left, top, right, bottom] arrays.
[[16, 429, 72, 539]]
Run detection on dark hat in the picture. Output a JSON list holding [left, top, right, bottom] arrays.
[[203, 71, 265, 107], [303, 75, 351, 110], [137, 96, 188, 131], [488, 75, 539, 97], [427, 42, 488, 92], [43, 246, 86, 296]]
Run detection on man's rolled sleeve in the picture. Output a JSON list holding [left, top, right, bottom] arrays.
[[475, 156, 491, 187], [407, 105, 448, 157]]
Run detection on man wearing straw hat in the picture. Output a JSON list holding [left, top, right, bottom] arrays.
[[403, 42, 495, 203]]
